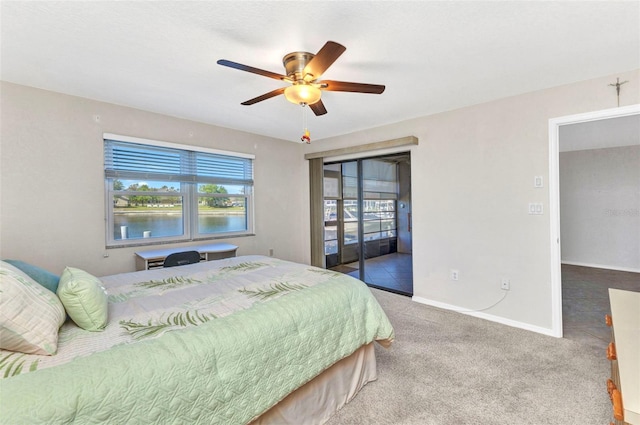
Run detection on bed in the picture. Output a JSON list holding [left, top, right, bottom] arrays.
[[0, 255, 394, 424]]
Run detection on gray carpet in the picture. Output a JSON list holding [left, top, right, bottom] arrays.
[[326, 288, 610, 425]]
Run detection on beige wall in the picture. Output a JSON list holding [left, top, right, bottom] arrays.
[[303, 69, 640, 333], [0, 82, 310, 276], [2, 69, 639, 335]]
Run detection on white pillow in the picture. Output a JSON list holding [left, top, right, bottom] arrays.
[[0, 260, 66, 355]]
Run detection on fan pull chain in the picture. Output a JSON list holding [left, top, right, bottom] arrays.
[[301, 104, 311, 144]]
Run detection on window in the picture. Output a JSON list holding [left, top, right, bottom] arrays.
[[340, 160, 397, 245], [322, 158, 399, 265], [323, 163, 341, 256], [104, 134, 254, 247]]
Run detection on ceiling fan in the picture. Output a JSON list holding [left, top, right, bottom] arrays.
[[217, 41, 385, 116]]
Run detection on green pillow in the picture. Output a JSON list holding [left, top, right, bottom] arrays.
[[2, 259, 60, 294], [57, 267, 108, 331]]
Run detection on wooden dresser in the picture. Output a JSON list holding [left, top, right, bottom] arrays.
[[607, 289, 640, 425]]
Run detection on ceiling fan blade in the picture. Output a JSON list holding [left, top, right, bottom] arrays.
[[241, 88, 286, 105], [309, 100, 327, 116], [320, 80, 385, 94], [303, 41, 346, 80], [217, 59, 289, 81]]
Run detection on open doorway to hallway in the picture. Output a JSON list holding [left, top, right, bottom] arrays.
[[323, 152, 413, 296], [549, 105, 640, 338]]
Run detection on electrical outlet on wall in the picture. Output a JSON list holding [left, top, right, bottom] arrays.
[[528, 203, 544, 215], [501, 278, 510, 290], [450, 269, 459, 281]]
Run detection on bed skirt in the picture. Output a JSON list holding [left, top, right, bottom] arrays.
[[252, 342, 376, 425]]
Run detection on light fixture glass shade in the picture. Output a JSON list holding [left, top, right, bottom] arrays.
[[284, 84, 322, 105]]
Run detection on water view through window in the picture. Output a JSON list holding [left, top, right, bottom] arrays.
[[113, 213, 247, 240], [112, 179, 248, 241]]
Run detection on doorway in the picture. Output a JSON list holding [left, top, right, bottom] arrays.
[[548, 104, 640, 338], [323, 152, 413, 296]]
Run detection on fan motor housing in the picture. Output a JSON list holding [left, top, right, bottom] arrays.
[[283, 52, 315, 80]]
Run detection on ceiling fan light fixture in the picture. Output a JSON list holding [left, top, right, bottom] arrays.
[[218, 41, 384, 117], [284, 84, 321, 105]]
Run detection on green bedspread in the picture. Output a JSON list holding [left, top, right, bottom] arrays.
[[0, 256, 394, 424]]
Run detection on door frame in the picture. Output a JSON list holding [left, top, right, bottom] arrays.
[[548, 103, 640, 337], [306, 136, 418, 268]]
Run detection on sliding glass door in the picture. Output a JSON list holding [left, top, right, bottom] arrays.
[[323, 155, 404, 284]]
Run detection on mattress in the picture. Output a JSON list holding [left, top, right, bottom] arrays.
[[0, 255, 394, 424], [254, 342, 377, 425]]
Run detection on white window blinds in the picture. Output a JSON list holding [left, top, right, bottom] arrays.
[[104, 139, 253, 186]]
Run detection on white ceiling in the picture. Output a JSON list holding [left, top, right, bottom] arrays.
[[1, 1, 639, 143]]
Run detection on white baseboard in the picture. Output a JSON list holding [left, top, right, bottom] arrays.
[[561, 261, 640, 274], [411, 295, 560, 338]]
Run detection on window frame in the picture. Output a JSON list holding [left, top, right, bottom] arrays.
[[104, 133, 255, 248]]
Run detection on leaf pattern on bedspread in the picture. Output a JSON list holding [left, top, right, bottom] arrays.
[[119, 310, 217, 340], [110, 277, 205, 303], [0, 353, 39, 378], [134, 276, 202, 290], [219, 261, 269, 273], [238, 281, 308, 301], [108, 291, 143, 303], [306, 268, 342, 277], [108, 262, 271, 303]]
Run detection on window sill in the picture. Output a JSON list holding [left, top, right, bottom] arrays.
[[106, 233, 255, 249]]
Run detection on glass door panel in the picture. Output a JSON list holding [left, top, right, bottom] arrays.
[[341, 162, 360, 276], [360, 158, 400, 284], [341, 203, 360, 274], [320, 153, 412, 295], [323, 199, 339, 268]]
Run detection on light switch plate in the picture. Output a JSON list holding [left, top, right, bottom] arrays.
[[534, 176, 543, 188]]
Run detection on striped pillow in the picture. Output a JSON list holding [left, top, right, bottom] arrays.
[[0, 260, 66, 355]]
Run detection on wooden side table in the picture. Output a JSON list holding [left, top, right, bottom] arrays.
[[608, 288, 640, 425]]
